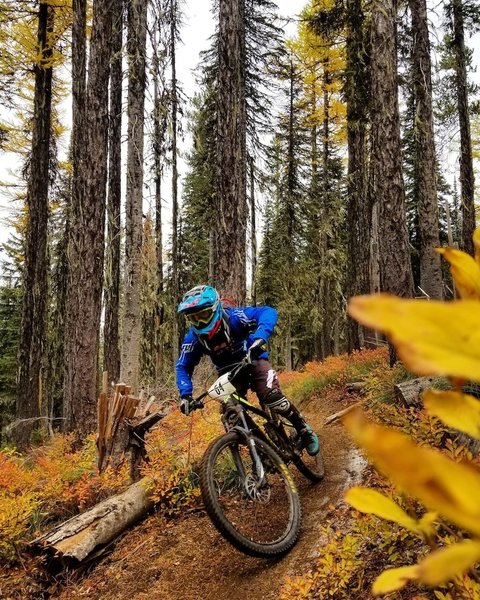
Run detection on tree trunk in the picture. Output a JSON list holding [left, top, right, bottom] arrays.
[[153, 49, 165, 382], [249, 154, 257, 305], [121, 0, 147, 393], [170, 0, 180, 363], [451, 0, 475, 255], [214, 0, 247, 303], [103, 0, 123, 381], [16, 2, 54, 450], [64, 0, 113, 433], [370, 0, 414, 302], [409, 0, 443, 299], [104, 0, 123, 384], [345, 0, 370, 352]]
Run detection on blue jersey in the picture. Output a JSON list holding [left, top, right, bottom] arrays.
[[176, 305, 278, 398]]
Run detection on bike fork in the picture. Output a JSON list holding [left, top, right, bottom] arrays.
[[235, 413, 266, 485]]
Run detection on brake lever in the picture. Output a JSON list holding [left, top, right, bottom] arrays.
[[190, 399, 205, 411]]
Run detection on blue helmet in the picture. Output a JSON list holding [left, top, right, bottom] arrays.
[[178, 285, 223, 336]]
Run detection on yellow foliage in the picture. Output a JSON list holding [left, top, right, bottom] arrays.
[[436, 247, 480, 299], [417, 540, 480, 586], [344, 412, 480, 537], [0, 492, 40, 561], [345, 487, 434, 537], [348, 294, 480, 382], [372, 565, 419, 595], [345, 228, 480, 597], [423, 389, 480, 439]]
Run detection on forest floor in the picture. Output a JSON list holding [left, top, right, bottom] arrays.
[[1, 388, 366, 600]]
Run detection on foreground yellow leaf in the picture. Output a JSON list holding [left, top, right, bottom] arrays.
[[423, 389, 480, 439], [417, 540, 480, 586], [347, 294, 480, 382], [437, 247, 480, 300], [344, 412, 480, 536], [346, 487, 421, 534], [372, 566, 418, 595], [474, 229, 480, 265]]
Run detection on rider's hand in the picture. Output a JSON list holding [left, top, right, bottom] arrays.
[[249, 338, 266, 359], [179, 395, 193, 416]]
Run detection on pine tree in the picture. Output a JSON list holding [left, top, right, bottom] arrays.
[[344, 0, 371, 351], [447, 0, 476, 255], [214, 0, 247, 302], [16, 0, 55, 449], [64, 0, 113, 433], [104, 0, 124, 384], [120, 0, 148, 393], [370, 0, 414, 302], [409, 0, 443, 298]]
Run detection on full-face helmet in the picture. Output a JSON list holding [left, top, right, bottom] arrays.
[[177, 285, 222, 336]]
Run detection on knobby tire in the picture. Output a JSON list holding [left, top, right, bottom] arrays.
[[199, 431, 301, 557]]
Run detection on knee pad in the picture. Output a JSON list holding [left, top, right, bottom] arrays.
[[264, 389, 291, 415]]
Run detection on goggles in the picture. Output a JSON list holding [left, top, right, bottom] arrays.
[[187, 306, 216, 327]]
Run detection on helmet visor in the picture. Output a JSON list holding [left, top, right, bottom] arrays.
[[187, 306, 216, 327]]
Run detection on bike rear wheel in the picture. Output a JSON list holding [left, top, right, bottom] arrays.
[[199, 431, 301, 557], [293, 447, 325, 482]]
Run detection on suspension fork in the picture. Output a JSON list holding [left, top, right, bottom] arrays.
[[230, 414, 266, 486]]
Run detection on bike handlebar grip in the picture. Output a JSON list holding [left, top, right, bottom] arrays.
[[190, 400, 205, 411]]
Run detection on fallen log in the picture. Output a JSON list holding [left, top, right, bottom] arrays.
[[31, 478, 154, 568], [324, 402, 362, 425]]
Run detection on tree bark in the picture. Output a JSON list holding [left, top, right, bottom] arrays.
[[64, 0, 113, 433], [451, 0, 475, 255], [370, 0, 414, 302], [104, 0, 123, 384], [409, 0, 443, 299], [214, 0, 247, 303], [152, 39, 165, 383], [170, 0, 180, 363], [345, 0, 371, 352], [16, 1, 54, 450], [121, 0, 147, 393], [249, 154, 257, 305], [31, 479, 154, 567]]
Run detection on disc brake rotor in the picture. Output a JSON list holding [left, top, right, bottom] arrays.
[[244, 473, 271, 503]]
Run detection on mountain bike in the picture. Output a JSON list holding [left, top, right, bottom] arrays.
[[188, 354, 324, 558]]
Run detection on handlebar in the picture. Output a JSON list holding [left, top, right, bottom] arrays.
[[189, 355, 253, 412]]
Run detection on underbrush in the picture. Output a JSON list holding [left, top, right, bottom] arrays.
[[0, 401, 224, 564], [0, 434, 129, 562], [279, 347, 480, 599], [279, 347, 391, 405]]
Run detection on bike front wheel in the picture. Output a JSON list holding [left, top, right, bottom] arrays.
[[199, 431, 301, 557]]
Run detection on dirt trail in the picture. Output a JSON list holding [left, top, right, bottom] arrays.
[[58, 392, 365, 600]]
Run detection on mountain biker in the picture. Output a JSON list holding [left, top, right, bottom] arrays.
[[175, 284, 320, 456]]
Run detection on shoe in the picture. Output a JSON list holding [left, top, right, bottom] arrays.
[[300, 425, 319, 456]]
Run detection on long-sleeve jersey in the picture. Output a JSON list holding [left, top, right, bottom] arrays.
[[176, 305, 278, 398]]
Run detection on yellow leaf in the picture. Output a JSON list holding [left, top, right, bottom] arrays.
[[345, 487, 420, 533], [474, 229, 480, 265], [417, 539, 480, 585], [417, 511, 438, 538], [423, 389, 480, 439], [344, 412, 480, 536], [436, 247, 480, 299], [347, 294, 480, 382], [372, 566, 419, 595]]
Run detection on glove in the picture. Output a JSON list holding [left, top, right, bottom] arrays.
[[249, 338, 266, 359], [179, 395, 193, 416]]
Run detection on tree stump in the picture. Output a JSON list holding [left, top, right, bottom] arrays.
[[97, 374, 169, 480], [393, 376, 437, 407]]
